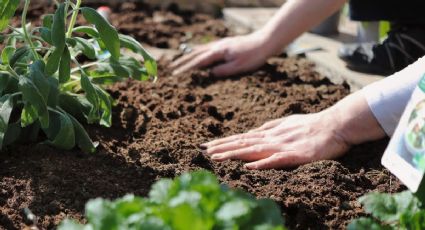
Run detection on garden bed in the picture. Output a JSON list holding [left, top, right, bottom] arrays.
[[0, 2, 403, 230]]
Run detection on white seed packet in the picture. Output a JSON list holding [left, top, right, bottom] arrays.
[[382, 75, 425, 193], [382, 74, 425, 193]]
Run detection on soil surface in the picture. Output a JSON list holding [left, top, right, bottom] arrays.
[[0, 57, 403, 230], [105, 2, 230, 49]]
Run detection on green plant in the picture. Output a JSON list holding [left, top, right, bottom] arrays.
[[0, 0, 156, 152], [59, 171, 286, 230], [348, 191, 425, 230]]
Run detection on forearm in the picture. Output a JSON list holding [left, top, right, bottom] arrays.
[[327, 55, 425, 145], [258, 0, 347, 55]]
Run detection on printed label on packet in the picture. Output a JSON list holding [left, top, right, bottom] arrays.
[[382, 74, 425, 193]]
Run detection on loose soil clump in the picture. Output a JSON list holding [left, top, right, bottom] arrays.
[[0, 56, 403, 229]]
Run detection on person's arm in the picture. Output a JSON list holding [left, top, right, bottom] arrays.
[[202, 90, 385, 170], [171, 0, 347, 77], [362, 56, 425, 136], [256, 0, 347, 57], [202, 55, 425, 170]]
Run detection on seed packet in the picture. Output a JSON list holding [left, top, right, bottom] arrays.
[[382, 74, 425, 195]]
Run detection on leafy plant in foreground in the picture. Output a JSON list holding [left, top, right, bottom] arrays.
[[59, 171, 286, 230], [0, 0, 156, 152], [348, 191, 425, 230]]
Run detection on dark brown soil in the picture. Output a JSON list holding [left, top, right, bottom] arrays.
[[106, 2, 230, 49], [0, 56, 403, 230]]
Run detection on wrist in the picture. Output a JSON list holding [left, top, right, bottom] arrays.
[[328, 93, 386, 146], [250, 29, 282, 57]]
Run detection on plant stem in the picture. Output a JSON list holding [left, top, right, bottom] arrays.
[[66, 0, 82, 38], [61, 79, 80, 90], [71, 61, 100, 73], [22, 0, 40, 61], [7, 66, 20, 80]]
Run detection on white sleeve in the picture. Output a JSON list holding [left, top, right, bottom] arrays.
[[362, 56, 425, 136]]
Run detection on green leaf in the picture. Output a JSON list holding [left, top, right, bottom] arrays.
[[21, 103, 38, 127], [402, 211, 425, 229], [45, 47, 63, 75], [29, 60, 50, 101], [0, 0, 20, 32], [98, 57, 149, 80], [0, 73, 17, 95], [94, 86, 112, 127], [67, 112, 97, 153], [40, 27, 53, 45], [3, 120, 21, 147], [46, 74, 60, 107], [18, 76, 49, 129], [0, 94, 13, 149], [119, 34, 157, 77], [170, 203, 207, 230], [243, 199, 285, 228], [73, 26, 99, 38], [81, 7, 120, 60], [85, 198, 117, 229], [89, 73, 123, 85], [149, 179, 173, 203], [43, 108, 75, 150], [72, 37, 96, 59], [57, 219, 85, 230], [80, 74, 100, 123], [0, 74, 10, 95], [9, 46, 30, 68], [51, 4, 66, 50], [1, 46, 15, 65], [59, 93, 91, 121], [42, 14, 54, 28], [216, 200, 253, 222], [347, 217, 390, 230], [359, 191, 421, 223], [59, 46, 71, 83]]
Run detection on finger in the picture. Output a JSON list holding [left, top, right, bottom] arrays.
[[244, 151, 307, 170], [211, 60, 241, 77], [211, 144, 281, 162], [204, 138, 266, 155], [172, 48, 225, 75], [201, 132, 266, 148], [170, 45, 208, 69], [249, 118, 286, 133]]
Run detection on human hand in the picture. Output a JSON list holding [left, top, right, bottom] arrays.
[[201, 111, 351, 170], [170, 32, 273, 77]]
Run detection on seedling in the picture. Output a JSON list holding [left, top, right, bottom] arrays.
[[0, 0, 157, 153], [348, 191, 425, 229], [59, 171, 287, 230]]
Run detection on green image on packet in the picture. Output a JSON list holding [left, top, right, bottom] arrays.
[[382, 73, 425, 198]]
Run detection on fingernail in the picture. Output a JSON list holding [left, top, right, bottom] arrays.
[[199, 144, 207, 150], [211, 154, 222, 160], [201, 150, 208, 155], [172, 70, 180, 75], [244, 164, 256, 170]]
